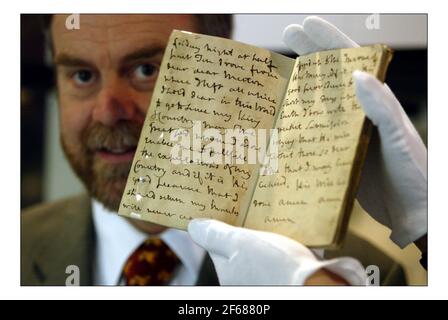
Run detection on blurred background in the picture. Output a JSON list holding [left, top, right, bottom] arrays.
[[21, 14, 427, 284]]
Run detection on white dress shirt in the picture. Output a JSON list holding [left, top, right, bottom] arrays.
[[92, 200, 206, 285]]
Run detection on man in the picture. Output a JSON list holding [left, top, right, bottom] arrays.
[[22, 14, 231, 286], [21, 14, 413, 286]]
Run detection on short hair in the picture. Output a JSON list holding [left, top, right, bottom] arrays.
[[195, 14, 233, 38], [41, 14, 233, 53]]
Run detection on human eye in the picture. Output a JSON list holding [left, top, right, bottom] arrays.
[[71, 69, 96, 87], [130, 62, 159, 90]]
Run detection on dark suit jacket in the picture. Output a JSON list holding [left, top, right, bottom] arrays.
[[21, 194, 406, 286]]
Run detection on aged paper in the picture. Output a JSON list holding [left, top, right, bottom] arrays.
[[118, 30, 295, 229], [244, 45, 392, 247], [118, 29, 392, 248]]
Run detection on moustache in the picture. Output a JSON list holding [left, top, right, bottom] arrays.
[[84, 121, 142, 154]]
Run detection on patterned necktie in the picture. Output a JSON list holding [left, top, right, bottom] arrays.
[[122, 238, 180, 285]]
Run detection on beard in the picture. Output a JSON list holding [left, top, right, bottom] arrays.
[[62, 121, 142, 212]]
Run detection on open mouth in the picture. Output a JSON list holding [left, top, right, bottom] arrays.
[[96, 146, 137, 163]]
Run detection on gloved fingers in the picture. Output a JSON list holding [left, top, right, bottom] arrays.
[[380, 82, 428, 174], [353, 70, 406, 131], [320, 257, 367, 286], [354, 70, 428, 176], [282, 24, 324, 55], [354, 70, 428, 172], [188, 218, 238, 259], [302, 16, 359, 50], [353, 71, 428, 183]]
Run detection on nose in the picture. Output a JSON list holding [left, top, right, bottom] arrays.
[[92, 76, 139, 126]]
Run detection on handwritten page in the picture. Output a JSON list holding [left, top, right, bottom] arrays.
[[118, 30, 295, 229], [118, 29, 393, 248], [243, 45, 392, 247]]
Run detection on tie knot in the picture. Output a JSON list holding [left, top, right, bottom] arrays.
[[123, 238, 180, 285]]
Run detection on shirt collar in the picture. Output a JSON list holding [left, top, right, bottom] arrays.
[[92, 199, 205, 285]]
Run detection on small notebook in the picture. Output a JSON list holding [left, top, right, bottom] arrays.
[[118, 30, 393, 248]]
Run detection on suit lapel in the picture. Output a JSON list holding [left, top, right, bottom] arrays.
[[26, 194, 218, 286], [32, 195, 95, 285]]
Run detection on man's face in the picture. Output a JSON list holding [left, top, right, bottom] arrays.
[[53, 14, 198, 212]]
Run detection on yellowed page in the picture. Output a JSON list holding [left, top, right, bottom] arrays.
[[118, 30, 295, 229], [244, 45, 392, 247]]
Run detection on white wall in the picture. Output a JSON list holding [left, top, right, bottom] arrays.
[[43, 92, 85, 201], [233, 14, 427, 51]]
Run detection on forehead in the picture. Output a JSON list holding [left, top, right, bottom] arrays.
[[51, 14, 198, 59]]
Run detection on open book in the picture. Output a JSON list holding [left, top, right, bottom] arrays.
[[118, 30, 393, 248]]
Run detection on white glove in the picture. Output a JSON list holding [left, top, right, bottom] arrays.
[[283, 16, 427, 248], [188, 219, 367, 285]]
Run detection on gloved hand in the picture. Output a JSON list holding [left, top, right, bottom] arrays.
[[188, 219, 367, 285], [283, 16, 427, 248]]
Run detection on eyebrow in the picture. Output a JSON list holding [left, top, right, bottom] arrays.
[[54, 46, 165, 68], [119, 46, 165, 65], [54, 54, 94, 68]]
